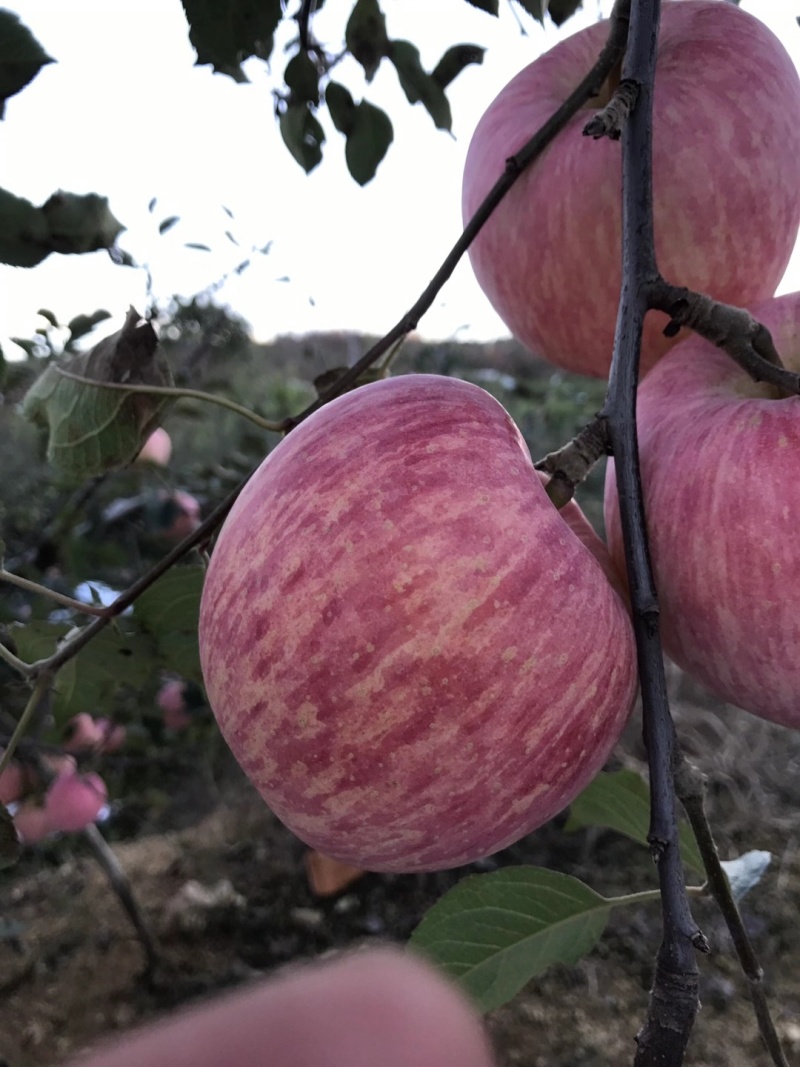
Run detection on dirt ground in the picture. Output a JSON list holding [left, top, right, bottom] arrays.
[[2, 676, 800, 1067]]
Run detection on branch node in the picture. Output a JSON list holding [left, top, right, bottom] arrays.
[[583, 78, 640, 140]]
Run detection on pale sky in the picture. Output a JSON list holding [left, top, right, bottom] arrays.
[[1, 0, 799, 357]]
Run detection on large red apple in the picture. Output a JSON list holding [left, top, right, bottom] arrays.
[[462, 1, 800, 379], [604, 291, 800, 729], [199, 375, 637, 873]]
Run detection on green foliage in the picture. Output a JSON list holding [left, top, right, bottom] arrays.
[[345, 0, 388, 83], [344, 101, 393, 186], [0, 8, 54, 118], [411, 867, 612, 1011], [0, 188, 124, 268], [564, 769, 705, 875], [279, 102, 326, 174], [133, 567, 205, 684], [21, 308, 173, 482], [180, 0, 283, 81], [388, 40, 451, 131]]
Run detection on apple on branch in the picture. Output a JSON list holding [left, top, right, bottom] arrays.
[[199, 374, 638, 873], [604, 290, 800, 730], [462, 1, 800, 379]]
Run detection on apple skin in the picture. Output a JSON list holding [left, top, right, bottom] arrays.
[[604, 291, 800, 729], [199, 374, 637, 873], [462, 1, 800, 379], [157, 679, 193, 730], [44, 770, 108, 833]]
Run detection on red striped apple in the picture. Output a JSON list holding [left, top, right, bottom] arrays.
[[604, 291, 800, 729], [199, 375, 637, 873], [462, 1, 800, 379]]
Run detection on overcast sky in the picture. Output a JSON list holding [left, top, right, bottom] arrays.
[[2, 0, 799, 358]]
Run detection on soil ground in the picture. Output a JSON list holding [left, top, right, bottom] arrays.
[[2, 675, 800, 1067]]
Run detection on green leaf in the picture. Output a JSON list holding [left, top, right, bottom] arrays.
[[21, 307, 173, 482], [345, 0, 388, 82], [513, 0, 547, 21], [387, 40, 451, 131], [158, 215, 180, 235], [181, 0, 284, 79], [0, 10, 54, 119], [462, 0, 499, 13], [41, 191, 124, 255], [184, 242, 211, 251], [325, 81, 357, 135], [411, 867, 611, 1012], [546, 0, 584, 26], [285, 50, 320, 105], [345, 100, 393, 185], [432, 44, 485, 90], [37, 308, 59, 328], [280, 102, 325, 173], [564, 769, 704, 875], [67, 309, 112, 344], [133, 566, 205, 683]]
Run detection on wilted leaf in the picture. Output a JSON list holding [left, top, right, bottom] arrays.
[[720, 850, 771, 902], [325, 81, 357, 135], [21, 307, 173, 482], [181, 0, 283, 79], [345, 0, 388, 82], [462, 0, 498, 13], [280, 102, 325, 173], [411, 867, 611, 1011], [432, 44, 485, 90], [284, 50, 319, 105], [565, 769, 704, 875], [0, 10, 54, 119], [344, 100, 393, 185], [134, 567, 205, 682]]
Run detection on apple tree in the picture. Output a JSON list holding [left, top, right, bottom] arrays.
[[1, 2, 799, 1066]]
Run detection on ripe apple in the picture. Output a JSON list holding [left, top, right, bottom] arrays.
[[199, 375, 637, 873], [136, 427, 172, 466], [604, 290, 800, 729], [462, 1, 800, 379], [12, 801, 52, 844], [0, 760, 25, 806], [64, 713, 126, 754], [44, 770, 108, 832], [157, 678, 193, 730]]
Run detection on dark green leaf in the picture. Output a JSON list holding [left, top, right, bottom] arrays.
[[158, 215, 180, 235], [325, 81, 357, 135], [513, 0, 547, 21], [147, 197, 157, 213], [280, 102, 325, 173], [134, 567, 205, 683], [546, 0, 584, 26], [565, 769, 704, 875], [411, 867, 611, 1011], [0, 804, 21, 871], [67, 309, 112, 343], [37, 308, 59, 328], [184, 242, 211, 251], [432, 44, 485, 90], [345, 100, 393, 185], [285, 50, 320, 105], [181, 0, 283, 79], [387, 40, 450, 131], [345, 0, 388, 82], [0, 10, 54, 119], [462, 0, 498, 13]]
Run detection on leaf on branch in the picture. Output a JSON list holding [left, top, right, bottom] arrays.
[[564, 769, 704, 875], [280, 102, 325, 173], [345, 0, 389, 82], [344, 100, 393, 185], [325, 81, 357, 135], [181, 0, 283, 80], [158, 215, 180, 235], [133, 567, 205, 682], [0, 10, 54, 119], [410, 867, 612, 1012], [388, 40, 451, 130], [432, 44, 485, 90], [21, 306, 173, 482], [0, 188, 124, 268], [284, 50, 320, 106], [461, 0, 499, 14]]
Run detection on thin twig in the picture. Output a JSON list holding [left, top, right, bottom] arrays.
[[675, 759, 790, 1067], [0, 674, 53, 775], [0, 569, 108, 617]]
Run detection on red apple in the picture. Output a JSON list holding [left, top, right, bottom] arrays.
[[604, 291, 800, 729], [462, 2, 800, 379], [157, 678, 193, 729], [64, 713, 127, 754], [12, 801, 52, 844], [44, 770, 108, 832], [199, 375, 637, 873], [136, 427, 172, 466], [0, 758, 25, 805]]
